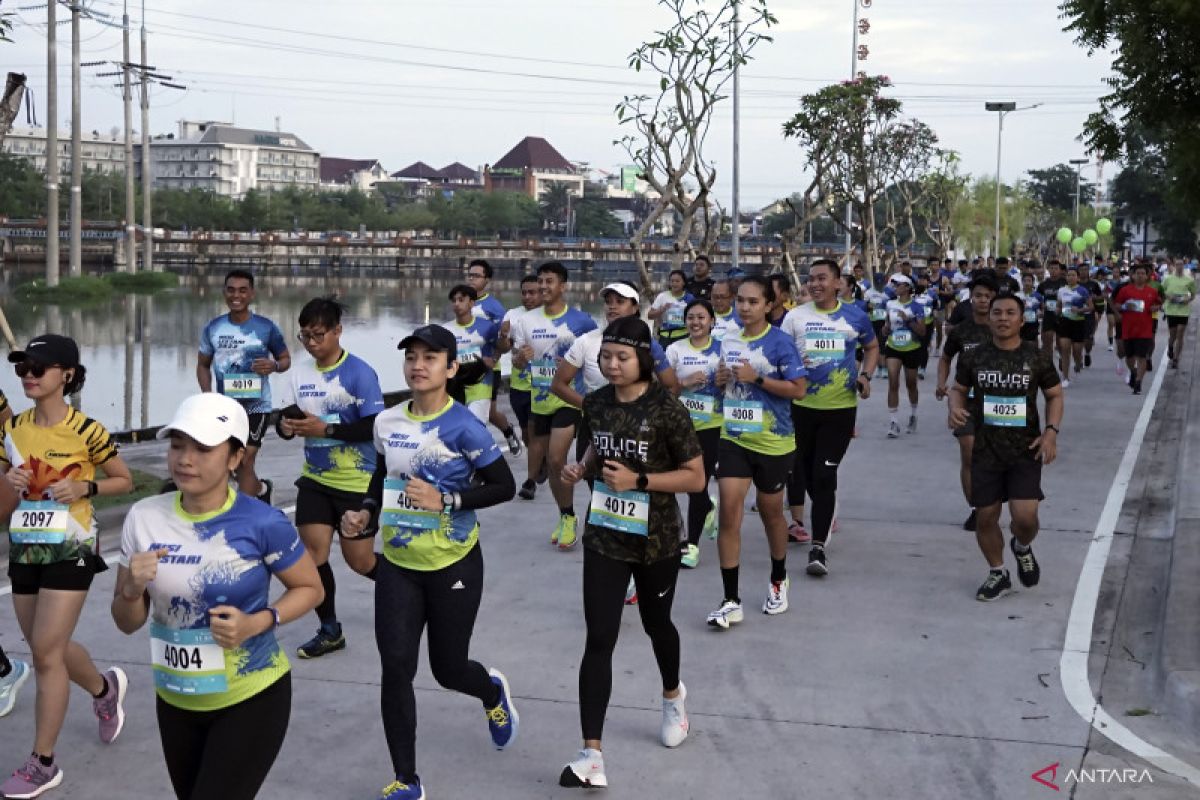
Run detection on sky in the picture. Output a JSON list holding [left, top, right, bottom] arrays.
[[2, 0, 1115, 210]]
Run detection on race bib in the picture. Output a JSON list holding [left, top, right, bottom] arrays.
[[222, 373, 262, 399], [1123, 299, 1146, 313], [983, 395, 1027, 428], [381, 478, 442, 531], [9, 499, 69, 545], [869, 308, 887, 322], [805, 330, 846, 363], [890, 329, 913, 348], [1172, 294, 1190, 304], [1024, 309, 1038, 324], [1045, 299, 1058, 313], [680, 391, 716, 425], [724, 399, 764, 434], [531, 357, 556, 389], [151, 623, 228, 696], [307, 413, 341, 448], [588, 481, 649, 536], [457, 344, 482, 364], [665, 305, 685, 328]]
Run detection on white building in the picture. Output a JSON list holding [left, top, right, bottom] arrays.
[[319, 157, 388, 193], [147, 120, 319, 197], [1, 126, 126, 174]]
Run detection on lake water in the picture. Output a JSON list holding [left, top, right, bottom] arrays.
[[0, 266, 621, 434]]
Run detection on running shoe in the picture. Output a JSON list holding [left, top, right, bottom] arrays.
[[1084, 353, 1092, 368], [559, 749, 607, 788], [1133, 382, 1142, 396], [660, 682, 689, 748], [380, 777, 425, 800], [786, 520, 811, 544], [963, 509, 977, 531], [918, 367, 926, 380], [94, 667, 128, 744], [0, 659, 30, 718], [1168, 346, 1175, 361], [485, 669, 519, 749], [624, 577, 638, 605], [517, 479, 536, 501], [556, 515, 578, 550], [505, 430, 524, 457], [1010, 537, 1041, 587], [706, 599, 743, 629], [1108, 344, 1114, 351], [906, 414, 918, 434], [703, 495, 719, 539], [887, 421, 901, 439], [0, 754, 63, 799], [257, 478, 274, 506], [297, 624, 346, 659], [762, 578, 789, 615], [806, 545, 828, 577], [1061, 379, 1070, 389], [975, 569, 1013, 602], [680, 543, 700, 569]]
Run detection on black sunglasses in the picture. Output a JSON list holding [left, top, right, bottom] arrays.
[[14, 361, 58, 378]]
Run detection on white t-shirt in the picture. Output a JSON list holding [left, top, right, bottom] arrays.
[[563, 329, 607, 394], [651, 291, 690, 331]]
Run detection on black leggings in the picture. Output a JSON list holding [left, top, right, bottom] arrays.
[[685, 427, 720, 546], [376, 545, 500, 783], [156, 673, 292, 800], [580, 548, 680, 741], [792, 405, 857, 544]]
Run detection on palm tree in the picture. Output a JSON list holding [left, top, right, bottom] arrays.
[[539, 181, 573, 234]]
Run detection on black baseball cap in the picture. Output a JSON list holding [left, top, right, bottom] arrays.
[[398, 324, 457, 361], [8, 334, 80, 368]]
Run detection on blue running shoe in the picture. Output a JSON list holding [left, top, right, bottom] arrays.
[[380, 777, 424, 800], [485, 668, 519, 749]]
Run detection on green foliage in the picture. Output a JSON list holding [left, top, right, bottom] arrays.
[[1025, 164, 1096, 213], [16, 276, 113, 302], [103, 271, 180, 292], [93, 468, 162, 510], [574, 200, 623, 238]]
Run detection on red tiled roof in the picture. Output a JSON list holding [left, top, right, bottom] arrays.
[[320, 157, 379, 184], [391, 161, 444, 180], [492, 137, 573, 171]]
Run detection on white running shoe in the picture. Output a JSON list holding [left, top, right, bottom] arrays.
[[887, 421, 901, 439], [762, 578, 790, 615], [559, 748, 607, 788], [624, 577, 638, 605], [906, 415, 918, 434], [0, 659, 30, 718], [706, 600, 744, 630], [1061, 379, 1070, 388], [660, 682, 689, 748]]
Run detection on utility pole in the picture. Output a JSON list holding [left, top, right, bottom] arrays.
[[122, 1, 136, 272], [730, 0, 740, 272], [985, 101, 1042, 257], [844, 0, 859, 273], [140, 0, 153, 271], [1069, 158, 1089, 224], [69, 1, 83, 277], [46, 0, 61, 287]]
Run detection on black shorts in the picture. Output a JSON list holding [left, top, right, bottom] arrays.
[[1020, 323, 1040, 342], [953, 418, 977, 438], [1124, 338, 1153, 359], [9, 555, 107, 595], [1085, 314, 1099, 337], [1042, 313, 1060, 333], [884, 346, 923, 370], [530, 406, 581, 437], [246, 412, 270, 448], [1168, 315, 1189, 329], [716, 438, 791, 494], [510, 388, 532, 432], [293, 476, 364, 531], [971, 457, 1043, 508], [490, 369, 502, 400], [1056, 319, 1088, 344]]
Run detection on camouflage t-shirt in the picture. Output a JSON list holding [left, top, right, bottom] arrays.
[[944, 316, 992, 361], [955, 341, 1060, 468], [579, 381, 702, 565]]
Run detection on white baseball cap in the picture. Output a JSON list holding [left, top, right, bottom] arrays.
[[157, 393, 251, 447], [600, 282, 640, 302], [889, 274, 913, 286]]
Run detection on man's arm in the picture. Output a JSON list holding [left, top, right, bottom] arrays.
[[196, 352, 213, 392]]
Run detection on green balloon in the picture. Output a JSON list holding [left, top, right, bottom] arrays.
[[1083, 229, 1098, 245], [1096, 218, 1112, 235], [1071, 236, 1088, 253], [1056, 227, 1073, 244]]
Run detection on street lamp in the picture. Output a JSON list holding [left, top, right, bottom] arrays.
[[1069, 158, 1089, 224], [985, 101, 1042, 257]]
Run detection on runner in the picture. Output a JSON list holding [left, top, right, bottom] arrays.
[[0, 334, 135, 799], [706, 277, 807, 629], [274, 297, 385, 660], [686, 254, 716, 300], [709, 280, 741, 341], [444, 284, 500, 425], [1055, 266, 1093, 387], [465, 259, 524, 456], [510, 262, 597, 549], [1037, 260, 1066, 357], [1081, 264, 1106, 368], [498, 276, 544, 499], [111, 393, 322, 800], [558, 316, 705, 789], [915, 271, 938, 378], [864, 278, 891, 379], [781, 259, 878, 577], [1162, 258, 1196, 369], [648, 270, 694, 347], [882, 275, 928, 437], [197, 269, 291, 503], [666, 299, 723, 568], [948, 294, 1063, 601], [339, 324, 519, 800], [1114, 263, 1163, 395], [936, 276, 998, 532], [768, 274, 796, 327], [1018, 272, 1043, 344]]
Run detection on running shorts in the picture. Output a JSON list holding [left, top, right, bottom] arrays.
[[246, 413, 270, 448], [1168, 315, 1189, 329], [1123, 338, 1153, 359], [883, 346, 923, 371], [294, 477, 366, 531], [1056, 319, 1088, 344], [10, 555, 107, 594], [716, 438, 791, 494], [531, 407, 581, 437], [510, 389, 532, 432], [971, 457, 1043, 508]]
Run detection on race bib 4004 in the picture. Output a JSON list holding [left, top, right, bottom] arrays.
[[381, 477, 442, 531], [151, 623, 228, 696]]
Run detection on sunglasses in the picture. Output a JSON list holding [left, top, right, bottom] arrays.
[[14, 361, 60, 379]]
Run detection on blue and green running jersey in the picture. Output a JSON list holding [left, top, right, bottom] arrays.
[[198, 313, 289, 414], [782, 301, 875, 411], [119, 490, 303, 712], [373, 398, 504, 571], [513, 306, 597, 415], [666, 336, 723, 431], [652, 290, 695, 340], [472, 293, 507, 325], [447, 316, 499, 405], [1056, 285, 1091, 321], [885, 298, 925, 351], [280, 351, 385, 493], [502, 307, 533, 391], [719, 326, 806, 456], [712, 308, 741, 341]]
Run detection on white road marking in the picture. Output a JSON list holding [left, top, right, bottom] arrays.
[[1059, 360, 1200, 784]]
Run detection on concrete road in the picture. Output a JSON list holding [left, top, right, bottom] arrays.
[[1, 334, 1197, 799]]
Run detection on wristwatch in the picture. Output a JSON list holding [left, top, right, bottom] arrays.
[[267, 606, 281, 629], [1045, 424, 1060, 434], [86, 480, 98, 498], [754, 375, 765, 386], [441, 492, 456, 512], [323, 423, 336, 438], [636, 471, 649, 491]]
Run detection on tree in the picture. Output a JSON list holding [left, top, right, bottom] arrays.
[[915, 152, 968, 258], [616, 0, 776, 292], [1025, 163, 1095, 214], [574, 200, 624, 238], [539, 182, 573, 233], [1109, 130, 1199, 257], [1060, 0, 1200, 219]]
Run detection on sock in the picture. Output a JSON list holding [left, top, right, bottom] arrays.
[[889, 408, 899, 425], [990, 566, 1005, 574], [559, 506, 575, 519], [0, 647, 11, 679], [92, 676, 109, 699], [315, 562, 338, 628], [720, 565, 740, 604], [1012, 539, 1031, 553], [770, 557, 787, 584], [36, 752, 53, 768], [909, 403, 918, 417]]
